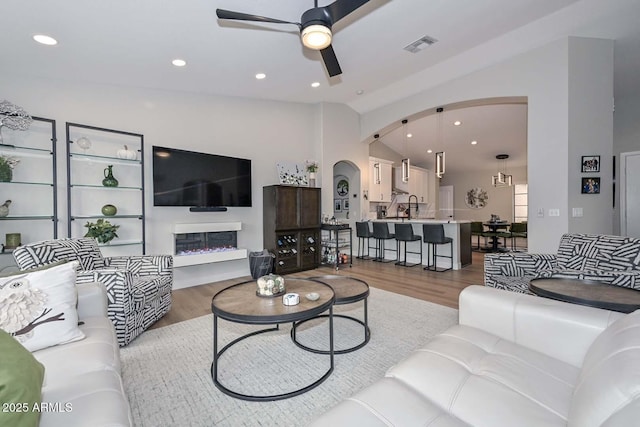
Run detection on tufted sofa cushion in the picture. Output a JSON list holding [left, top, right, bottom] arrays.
[[569, 309, 640, 426], [311, 286, 634, 427]]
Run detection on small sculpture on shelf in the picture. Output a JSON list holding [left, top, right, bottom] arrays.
[[84, 218, 119, 244], [116, 145, 137, 160], [0, 99, 33, 144], [0, 199, 11, 217], [76, 136, 92, 152], [102, 165, 119, 187]]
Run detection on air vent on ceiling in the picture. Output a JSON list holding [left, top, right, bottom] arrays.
[[404, 35, 438, 53]]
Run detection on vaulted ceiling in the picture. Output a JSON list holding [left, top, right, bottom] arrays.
[[2, 0, 638, 172]]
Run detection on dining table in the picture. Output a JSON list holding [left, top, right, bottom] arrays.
[[483, 221, 511, 252]]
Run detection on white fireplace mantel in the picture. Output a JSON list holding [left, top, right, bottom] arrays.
[[172, 222, 247, 268]]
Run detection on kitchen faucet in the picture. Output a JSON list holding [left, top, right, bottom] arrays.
[[408, 195, 418, 220]]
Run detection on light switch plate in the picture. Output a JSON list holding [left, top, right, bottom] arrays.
[[572, 207, 583, 217], [537, 208, 544, 217], [549, 209, 560, 217]]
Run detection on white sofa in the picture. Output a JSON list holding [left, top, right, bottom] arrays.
[[311, 285, 640, 427], [34, 282, 132, 427]]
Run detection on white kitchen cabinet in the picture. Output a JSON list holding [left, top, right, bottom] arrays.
[[369, 157, 393, 202], [394, 165, 429, 202]]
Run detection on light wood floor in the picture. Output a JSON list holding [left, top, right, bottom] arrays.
[[150, 251, 487, 329]]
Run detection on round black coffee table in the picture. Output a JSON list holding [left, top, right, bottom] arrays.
[[291, 275, 370, 354], [529, 278, 640, 313], [211, 278, 335, 401]]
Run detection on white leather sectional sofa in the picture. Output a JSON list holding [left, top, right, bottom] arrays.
[[311, 285, 640, 426], [34, 282, 132, 427]]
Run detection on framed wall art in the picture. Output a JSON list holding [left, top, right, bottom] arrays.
[[334, 199, 342, 212], [581, 177, 600, 194], [581, 155, 600, 173]]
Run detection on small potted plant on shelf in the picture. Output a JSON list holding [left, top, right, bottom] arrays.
[[84, 218, 120, 244], [306, 160, 319, 187], [0, 155, 20, 182]]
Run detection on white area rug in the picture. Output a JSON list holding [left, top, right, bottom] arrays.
[[120, 287, 458, 426]]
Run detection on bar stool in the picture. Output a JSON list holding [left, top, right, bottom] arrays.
[[372, 222, 397, 263], [422, 224, 453, 272], [393, 223, 422, 267], [355, 221, 375, 260]]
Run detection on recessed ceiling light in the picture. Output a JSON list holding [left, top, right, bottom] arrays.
[[172, 59, 187, 67], [311, 82, 320, 88], [356, 89, 364, 95], [427, 149, 433, 154], [453, 120, 462, 126], [255, 73, 266, 80], [406, 133, 413, 138], [33, 34, 57, 46], [471, 140, 478, 145]]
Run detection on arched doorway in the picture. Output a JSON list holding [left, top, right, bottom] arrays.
[[332, 160, 361, 227]]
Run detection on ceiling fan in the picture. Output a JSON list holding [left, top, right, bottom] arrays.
[[216, 0, 370, 77]]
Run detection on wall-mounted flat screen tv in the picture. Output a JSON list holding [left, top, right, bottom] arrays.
[[152, 146, 252, 207]]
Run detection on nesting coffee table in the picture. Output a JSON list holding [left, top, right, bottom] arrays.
[[291, 275, 370, 354], [210, 277, 335, 401]]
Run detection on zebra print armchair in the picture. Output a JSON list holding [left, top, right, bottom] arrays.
[[484, 233, 640, 294], [13, 237, 172, 346]]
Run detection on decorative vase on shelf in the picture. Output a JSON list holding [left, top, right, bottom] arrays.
[[101, 204, 117, 216], [102, 165, 119, 187], [308, 172, 316, 187]]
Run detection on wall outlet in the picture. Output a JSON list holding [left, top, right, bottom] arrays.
[[537, 208, 544, 217], [572, 207, 583, 217], [549, 208, 560, 217]]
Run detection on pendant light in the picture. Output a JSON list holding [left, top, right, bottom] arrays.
[[435, 107, 445, 178], [492, 154, 513, 186], [401, 119, 410, 183], [436, 152, 445, 178]]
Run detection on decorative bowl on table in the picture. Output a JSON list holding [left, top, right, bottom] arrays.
[[256, 274, 286, 297]]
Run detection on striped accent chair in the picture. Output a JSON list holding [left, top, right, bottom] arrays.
[[484, 233, 640, 294], [13, 237, 173, 346]]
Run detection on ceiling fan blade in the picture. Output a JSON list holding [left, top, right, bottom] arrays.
[[216, 9, 300, 27], [325, 0, 370, 23], [320, 45, 342, 77]]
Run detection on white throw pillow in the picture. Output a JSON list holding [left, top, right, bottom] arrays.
[[0, 261, 85, 352]]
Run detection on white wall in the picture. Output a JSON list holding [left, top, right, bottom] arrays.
[[567, 37, 614, 234], [317, 103, 367, 222], [359, 37, 614, 253], [0, 75, 324, 288], [613, 81, 640, 234], [440, 166, 527, 222]]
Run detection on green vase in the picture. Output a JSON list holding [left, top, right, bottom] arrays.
[[102, 165, 119, 187], [101, 204, 117, 216]]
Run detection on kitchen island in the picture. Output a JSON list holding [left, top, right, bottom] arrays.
[[371, 219, 472, 270]]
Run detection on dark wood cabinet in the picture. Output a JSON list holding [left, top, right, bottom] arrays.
[[263, 185, 321, 274]]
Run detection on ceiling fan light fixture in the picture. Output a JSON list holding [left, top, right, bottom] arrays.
[[301, 25, 332, 50]]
